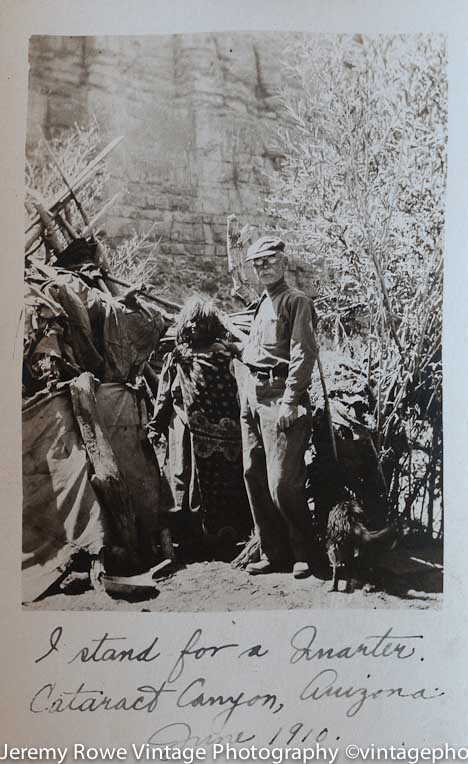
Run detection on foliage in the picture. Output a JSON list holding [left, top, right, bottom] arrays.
[[103, 224, 160, 284], [267, 34, 446, 535]]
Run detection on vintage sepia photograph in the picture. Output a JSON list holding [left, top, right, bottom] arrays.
[[22, 32, 445, 611]]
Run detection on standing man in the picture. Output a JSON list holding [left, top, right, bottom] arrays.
[[241, 235, 317, 578]]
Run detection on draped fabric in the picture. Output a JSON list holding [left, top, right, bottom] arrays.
[[151, 345, 252, 539], [22, 383, 160, 602], [24, 266, 165, 392], [176, 348, 243, 462]]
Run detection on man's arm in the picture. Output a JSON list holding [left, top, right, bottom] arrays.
[[278, 293, 318, 429]]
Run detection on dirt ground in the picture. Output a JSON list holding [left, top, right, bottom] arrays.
[[26, 542, 442, 612]]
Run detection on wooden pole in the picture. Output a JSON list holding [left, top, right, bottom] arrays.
[[104, 274, 181, 312], [25, 224, 44, 252], [40, 129, 91, 228], [32, 200, 62, 255], [102, 276, 176, 322], [80, 194, 120, 238], [226, 215, 258, 305], [25, 135, 124, 240], [54, 211, 79, 240]]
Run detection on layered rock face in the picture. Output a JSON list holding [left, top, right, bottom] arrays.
[[27, 33, 316, 302]]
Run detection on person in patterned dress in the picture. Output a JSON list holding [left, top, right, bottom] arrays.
[[148, 296, 252, 549]]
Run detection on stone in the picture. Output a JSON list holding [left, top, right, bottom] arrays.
[[27, 32, 317, 306]]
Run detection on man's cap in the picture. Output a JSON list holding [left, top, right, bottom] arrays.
[[245, 235, 285, 262]]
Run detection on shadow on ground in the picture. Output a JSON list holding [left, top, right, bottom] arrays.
[[24, 540, 442, 612]]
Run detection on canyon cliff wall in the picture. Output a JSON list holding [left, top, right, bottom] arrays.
[[27, 33, 316, 301]]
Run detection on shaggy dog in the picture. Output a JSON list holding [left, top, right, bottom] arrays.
[[326, 500, 395, 592]]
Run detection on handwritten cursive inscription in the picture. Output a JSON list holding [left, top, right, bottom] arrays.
[[299, 668, 444, 717], [29, 676, 283, 728], [290, 626, 423, 664], [69, 634, 161, 664], [146, 722, 256, 749], [29, 623, 445, 741], [176, 677, 283, 725], [166, 630, 239, 683], [30, 682, 175, 714]]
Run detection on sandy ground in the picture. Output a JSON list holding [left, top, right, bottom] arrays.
[[25, 543, 442, 612]]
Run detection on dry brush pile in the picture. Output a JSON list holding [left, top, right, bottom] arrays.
[[25, 119, 162, 285]]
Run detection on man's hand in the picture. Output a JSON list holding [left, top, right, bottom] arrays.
[[146, 427, 162, 445], [277, 402, 299, 431]]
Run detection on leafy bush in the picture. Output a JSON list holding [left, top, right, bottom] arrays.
[[267, 34, 446, 536]]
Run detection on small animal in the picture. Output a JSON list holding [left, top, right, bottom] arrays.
[[326, 500, 395, 592]]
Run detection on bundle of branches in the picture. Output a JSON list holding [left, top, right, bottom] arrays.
[[24, 123, 187, 412], [25, 122, 162, 287], [265, 34, 445, 537], [25, 124, 255, 337], [26, 122, 184, 307], [25, 123, 121, 262]]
